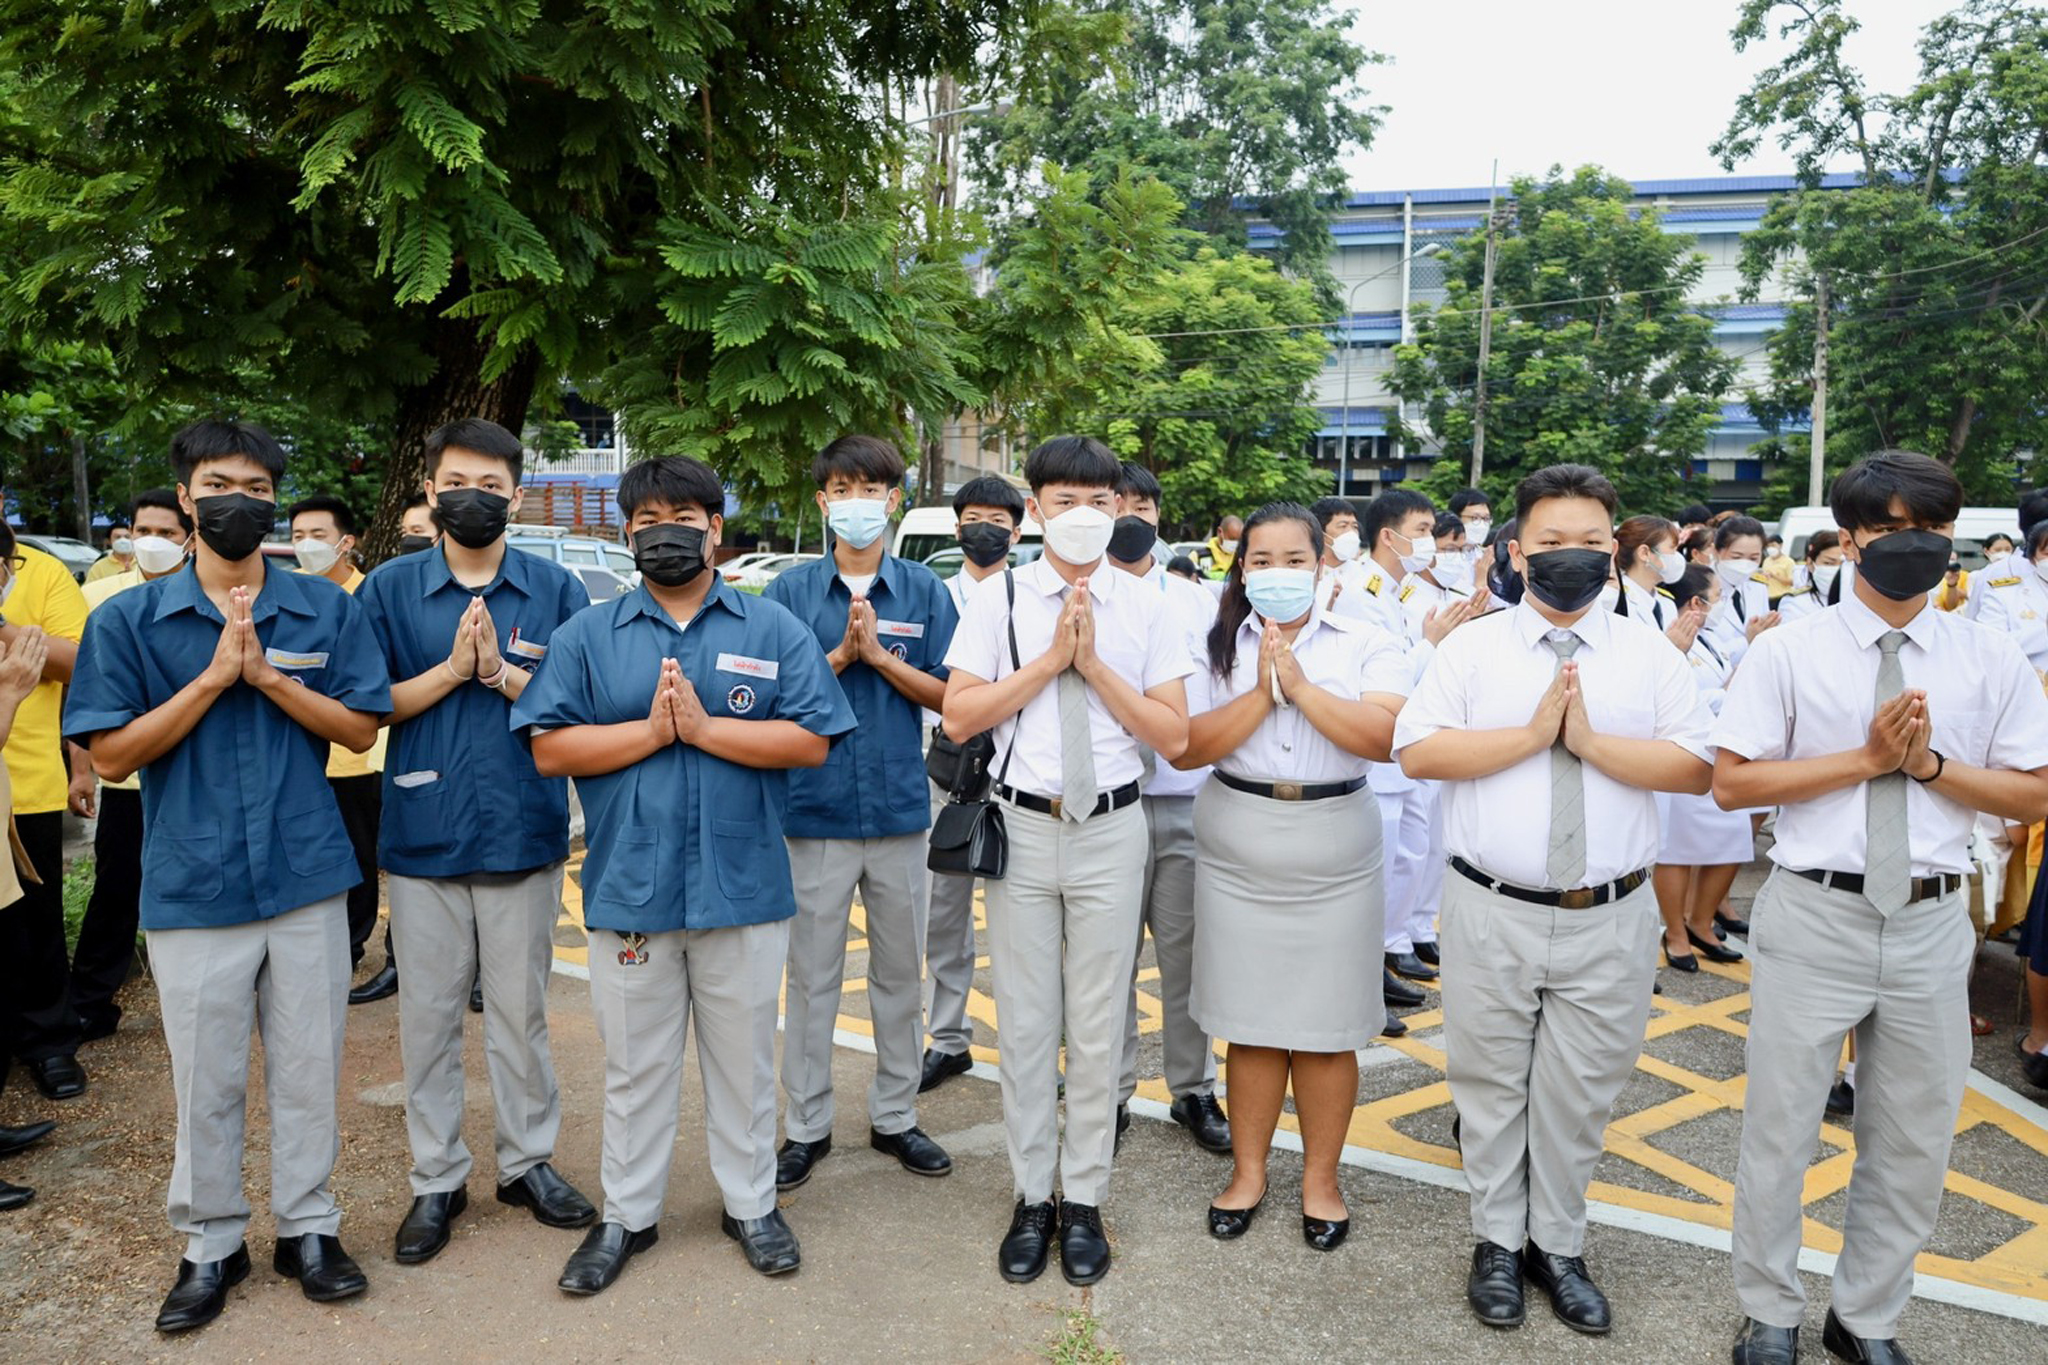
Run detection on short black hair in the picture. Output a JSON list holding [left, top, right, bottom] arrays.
[[2027, 523, 2048, 560], [1513, 464, 1617, 524], [1447, 489, 1491, 516], [171, 419, 287, 487], [1308, 496, 1355, 528], [286, 494, 358, 537], [2017, 487, 2048, 524], [1116, 460, 1162, 505], [617, 455, 724, 520], [1023, 435, 1120, 493], [1669, 564, 1715, 613], [1432, 510, 1465, 540], [426, 417, 524, 484], [1829, 449, 1962, 532], [1713, 515, 1765, 551], [1166, 554, 1198, 577], [403, 491, 430, 513], [1676, 502, 1712, 526], [951, 475, 1025, 523], [107, 517, 131, 530], [131, 488, 194, 535], [812, 434, 905, 488], [1363, 488, 1435, 550]]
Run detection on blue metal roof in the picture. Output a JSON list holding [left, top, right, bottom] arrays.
[[1335, 171, 1870, 209]]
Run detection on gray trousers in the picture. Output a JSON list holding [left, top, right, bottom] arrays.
[[1440, 871, 1659, 1254], [389, 866, 566, 1195], [984, 799, 1146, 1206], [588, 918, 789, 1230], [1118, 795, 1215, 1103], [924, 781, 980, 1058], [783, 832, 929, 1140], [1733, 872, 1975, 1337], [148, 894, 349, 1262]]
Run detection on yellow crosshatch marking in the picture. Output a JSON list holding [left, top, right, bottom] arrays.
[[555, 848, 2048, 1307]]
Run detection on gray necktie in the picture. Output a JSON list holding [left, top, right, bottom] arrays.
[[1059, 665, 1099, 822], [1546, 633, 1587, 888], [1864, 630, 1911, 915]]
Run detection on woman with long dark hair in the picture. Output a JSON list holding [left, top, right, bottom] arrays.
[[1175, 503, 1408, 1250]]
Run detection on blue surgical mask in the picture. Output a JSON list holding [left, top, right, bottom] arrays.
[[827, 497, 891, 550], [1243, 567, 1319, 623]]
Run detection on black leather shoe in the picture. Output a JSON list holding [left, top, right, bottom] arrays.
[[347, 964, 398, 1005], [78, 1011, 119, 1042], [1523, 1241, 1610, 1334], [1732, 1316, 1801, 1364], [775, 1135, 831, 1191], [1666, 946, 1700, 972], [1387, 949, 1439, 982], [2018, 1035, 2048, 1090], [1822, 1307, 1912, 1364], [1114, 1103, 1130, 1153], [1826, 1078, 1856, 1118], [1058, 1201, 1111, 1285], [1414, 939, 1440, 966], [1207, 1188, 1264, 1240], [1716, 911, 1751, 938], [1467, 1241, 1524, 1328], [395, 1187, 467, 1264], [1687, 926, 1744, 964], [721, 1209, 801, 1275], [0, 1178, 32, 1210], [26, 1054, 85, 1100], [468, 976, 483, 1013], [1381, 1015, 1409, 1038], [919, 1047, 973, 1093], [1302, 1212, 1350, 1251], [871, 1126, 953, 1177], [497, 1162, 597, 1227], [558, 1221, 657, 1295], [1384, 969, 1426, 1009], [0, 1120, 55, 1158], [999, 1198, 1056, 1283], [155, 1244, 250, 1332], [273, 1233, 367, 1302], [1169, 1092, 1232, 1153]]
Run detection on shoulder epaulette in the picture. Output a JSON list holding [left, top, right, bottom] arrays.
[[1781, 586, 1813, 598], [1990, 575, 2022, 588], [1655, 587, 1676, 600], [1750, 572, 1770, 585], [1398, 581, 1418, 602], [1365, 573, 1383, 595]]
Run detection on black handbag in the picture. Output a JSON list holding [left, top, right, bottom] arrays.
[[925, 728, 996, 801], [927, 571, 1020, 879]]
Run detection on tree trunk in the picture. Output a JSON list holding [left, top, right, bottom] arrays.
[[360, 314, 543, 566], [69, 432, 91, 542], [1944, 394, 1978, 466]]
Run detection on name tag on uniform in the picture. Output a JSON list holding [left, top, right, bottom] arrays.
[[506, 628, 547, 661], [876, 620, 925, 639], [716, 652, 780, 680], [265, 648, 328, 670]]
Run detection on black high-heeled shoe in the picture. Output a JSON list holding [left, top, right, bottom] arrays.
[[1665, 945, 1700, 973], [1207, 1189, 1266, 1240], [1302, 1212, 1350, 1251], [1687, 926, 1744, 964]]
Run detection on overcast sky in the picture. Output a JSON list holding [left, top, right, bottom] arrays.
[[1337, 0, 1957, 194]]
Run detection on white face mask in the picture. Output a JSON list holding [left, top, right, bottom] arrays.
[[1813, 564, 1840, 596], [1432, 551, 1467, 577], [1328, 529, 1361, 563], [1220, 538, 1240, 555], [1657, 549, 1686, 584], [1463, 518, 1492, 546], [294, 538, 343, 574], [1043, 505, 1116, 566], [110, 536, 135, 557], [1394, 531, 1435, 576], [133, 535, 188, 575], [1714, 557, 1760, 588]]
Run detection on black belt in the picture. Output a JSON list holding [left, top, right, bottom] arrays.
[[995, 781, 1141, 821], [1791, 868, 1963, 904], [1450, 856, 1651, 910], [1214, 772, 1368, 803]]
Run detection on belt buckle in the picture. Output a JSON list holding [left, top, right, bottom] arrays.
[[1273, 781, 1303, 802], [1558, 887, 1596, 910], [1047, 797, 1063, 819]]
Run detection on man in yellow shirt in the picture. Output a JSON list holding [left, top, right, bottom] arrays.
[[1202, 514, 1243, 580], [0, 531, 89, 1099], [84, 519, 136, 583]]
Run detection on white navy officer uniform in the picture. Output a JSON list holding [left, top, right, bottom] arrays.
[[1393, 599, 1712, 1255], [1962, 547, 2019, 621], [1617, 577, 1670, 629], [1703, 570, 1774, 666], [923, 566, 986, 1066], [1972, 559, 2048, 667], [1713, 589, 2048, 1339]]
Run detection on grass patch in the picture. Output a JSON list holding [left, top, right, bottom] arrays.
[[62, 854, 94, 955], [1046, 1310, 1122, 1365]]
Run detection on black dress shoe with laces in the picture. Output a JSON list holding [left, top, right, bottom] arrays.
[[0, 1179, 33, 1211], [273, 1233, 368, 1302], [1207, 1189, 1264, 1240], [1822, 1308, 1913, 1364], [26, 1054, 85, 1100], [1384, 968, 1426, 1009], [395, 1187, 467, 1264], [871, 1126, 953, 1176], [1687, 926, 1744, 964], [558, 1221, 657, 1295], [1058, 1201, 1111, 1285], [468, 976, 483, 1014], [1302, 1211, 1350, 1251], [155, 1244, 250, 1332], [999, 1198, 1056, 1283], [1826, 1077, 1856, 1118], [0, 1119, 55, 1158], [1523, 1241, 1610, 1334], [919, 1047, 973, 1092], [1732, 1316, 1801, 1364], [497, 1162, 597, 1227], [1414, 938, 1440, 966], [1169, 1093, 1231, 1153], [347, 963, 398, 1005], [1387, 949, 1439, 982], [775, 1134, 832, 1191], [1466, 1241, 1524, 1328], [721, 1209, 802, 1276]]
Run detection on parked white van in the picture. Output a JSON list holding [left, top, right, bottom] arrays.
[[893, 503, 1045, 568], [1777, 504, 2020, 571]]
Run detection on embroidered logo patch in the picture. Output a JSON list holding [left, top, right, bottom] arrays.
[[889, 641, 908, 660], [727, 683, 757, 714]]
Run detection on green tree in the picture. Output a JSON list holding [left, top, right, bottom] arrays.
[[1718, 0, 2048, 502], [1387, 167, 1739, 515]]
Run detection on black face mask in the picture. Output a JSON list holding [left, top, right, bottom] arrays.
[[1522, 548, 1611, 614], [1854, 529, 1952, 601], [1107, 515, 1157, 564], [957, 521, 1014, 569], [397, 534, 436, 555], [193, 493, 275, 562], [633, 523, 708, 588], [432, 488, 511, 550]]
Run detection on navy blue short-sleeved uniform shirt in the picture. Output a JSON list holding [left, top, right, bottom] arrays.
[[358, 544, 589, 878], [764, 553, 957, 840], [509, 578, 856, 934], [63, 560, 394, 930]]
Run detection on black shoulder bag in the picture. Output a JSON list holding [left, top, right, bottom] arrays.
[[927, 570, 1020, 879]]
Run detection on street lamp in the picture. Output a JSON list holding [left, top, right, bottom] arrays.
[[1338, 242, 1444, 498]]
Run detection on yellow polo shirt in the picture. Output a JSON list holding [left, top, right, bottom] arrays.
[[6, 546, 88, 815], [85, 553, 134, 583], [307, 567, 386, 780]]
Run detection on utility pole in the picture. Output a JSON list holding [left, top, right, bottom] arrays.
[[1807, 272, 1829, 507], [1470, 162, 1501, 488]]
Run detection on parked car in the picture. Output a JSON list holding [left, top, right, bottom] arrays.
[[920, 543, 1044, 580], [717, 551, 785, 577], [507, 530, 639, 603], [723, 552, 820, 589], [17, 534, 102, 582]]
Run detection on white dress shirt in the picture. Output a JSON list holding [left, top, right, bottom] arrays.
[[1393, 600, 1715, 890], [923, 566, 1001, 730], [944, 555, 1195, 798], [1713, 588, 2048, 877], [1973, 561, 2048, 668], [1398, 574, 1470, 639], [1137, 559, 1221, 797], [1187, 604, 1410, 784]]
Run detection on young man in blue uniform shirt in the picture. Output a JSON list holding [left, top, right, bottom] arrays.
[[765, 435, 959, 1190], [513, 455, 855, 1294], [64, 420, 392, 1333], [357, 417, 599, 1267]]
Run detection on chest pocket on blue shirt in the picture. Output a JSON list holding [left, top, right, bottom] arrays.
[[708, 668, 779, 719], [873, 621, 926, 669]]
